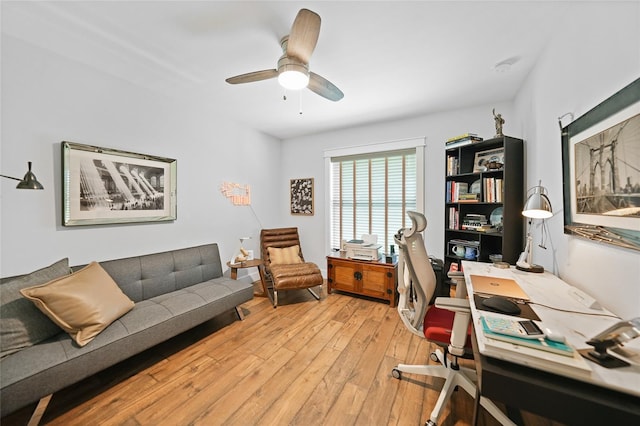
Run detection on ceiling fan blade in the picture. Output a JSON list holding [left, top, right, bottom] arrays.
[[308, 72, 344, 102], [226, 69, 278, 84], [286, 9, 321, 63]]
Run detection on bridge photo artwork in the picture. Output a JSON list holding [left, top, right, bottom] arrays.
[[561, 78, 640, 252]]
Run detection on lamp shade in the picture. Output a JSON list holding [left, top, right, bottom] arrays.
[[522, 184, 552, 219], [278, 64, 309, 90], [1, 161, 44, 190]]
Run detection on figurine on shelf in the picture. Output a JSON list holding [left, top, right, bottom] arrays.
[[493, 108, 505, 137]]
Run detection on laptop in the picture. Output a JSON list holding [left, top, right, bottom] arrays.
[[470, 275, 530, 301]]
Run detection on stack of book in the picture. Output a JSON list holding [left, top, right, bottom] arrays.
[[446, 155, 459, 176], [446, 132, 483, 149], [447, 207, 459, 230], [458, 193, 479, 203], [461, 214, 488, 230], [482, 177, 503, 202], [446, 181, 471, 203]]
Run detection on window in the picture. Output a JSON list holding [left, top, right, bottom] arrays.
[[325, 138, 424, 254]]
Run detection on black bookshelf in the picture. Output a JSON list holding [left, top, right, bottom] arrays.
[[444, 136, 524, 272]]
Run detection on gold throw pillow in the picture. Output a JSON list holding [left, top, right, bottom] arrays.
[[268, 245, 303, 265], [20, 261, 134, 346]]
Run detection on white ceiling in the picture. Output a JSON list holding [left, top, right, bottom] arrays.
[[2, 1, 578, 140]]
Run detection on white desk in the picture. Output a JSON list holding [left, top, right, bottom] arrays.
[[462, 261, 640, 424]]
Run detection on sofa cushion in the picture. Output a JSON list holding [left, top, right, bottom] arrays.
[[0, 258, 71, 358], [20, 262, 135, 347], [268, 245, 303, 265]]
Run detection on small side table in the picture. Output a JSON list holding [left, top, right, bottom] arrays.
[[227, 259, 266, 297]]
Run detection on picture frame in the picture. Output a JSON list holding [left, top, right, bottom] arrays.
[[473, 147, 505, 172], [62, 141, 177, 226], [561, 78, 640, 252], [290, 177, 314, 215]]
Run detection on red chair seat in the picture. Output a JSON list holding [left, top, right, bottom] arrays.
[[424, 306, 472, 348]]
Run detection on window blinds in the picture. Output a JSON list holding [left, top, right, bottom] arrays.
[[330, 149, 417, 252]]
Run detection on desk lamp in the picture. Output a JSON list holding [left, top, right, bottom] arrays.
[[0, 162, 44, 189], [516, 181, 552, 273]]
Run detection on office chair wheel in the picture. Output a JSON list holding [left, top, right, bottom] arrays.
[[425, 420, 437, 426], [391, 368, 402, 380], [429, 352, 439, 362]]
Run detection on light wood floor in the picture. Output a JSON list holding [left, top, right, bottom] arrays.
[[3, 284, 563, 426]]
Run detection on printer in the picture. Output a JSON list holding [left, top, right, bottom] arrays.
[[342, 234, 382, 261]]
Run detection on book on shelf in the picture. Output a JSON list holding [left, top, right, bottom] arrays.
[[448, 239, 479, 247], [446, 155, 459, 175], [448, 207, 459, 230], [458, 193, 479, 202], [462, 214, 488, 230], [445, 135, 484, 149], [447, 181, 469, 202], [476, 224, 499, 233], [481, 177, 503, 202], [446, 132, 479, 142]]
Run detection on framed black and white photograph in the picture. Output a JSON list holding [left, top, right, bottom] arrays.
[[561, 78, 640, 251], [62, 141, 177, 226], [473, 147, 505, 172], [290, 177, 314, 216]]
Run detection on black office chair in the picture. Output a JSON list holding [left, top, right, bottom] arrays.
[[391, 211, 514, 426]]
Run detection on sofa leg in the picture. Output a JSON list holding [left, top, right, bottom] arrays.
[[235, 306, 245, 320], [28, 394, 52, 426]]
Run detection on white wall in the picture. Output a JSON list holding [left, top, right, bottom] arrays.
[[281, 101, 514, 266], [512, 2, 640, 319], [281, 1, 639, 318], [1, 36, 280, 278]]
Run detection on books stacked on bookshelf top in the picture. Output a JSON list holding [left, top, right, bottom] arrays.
[[446, 133, 483, 149]]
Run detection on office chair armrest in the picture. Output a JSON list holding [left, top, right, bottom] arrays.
[[435, 297, 471, 356], [434, 297, 470, 313]]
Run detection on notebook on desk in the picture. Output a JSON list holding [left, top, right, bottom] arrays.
[[470, 275, 530, 301]]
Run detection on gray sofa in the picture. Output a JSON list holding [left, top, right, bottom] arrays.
[[0, 243, 253, 418]]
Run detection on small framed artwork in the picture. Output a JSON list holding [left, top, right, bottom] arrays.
[[62, 141, 177, 226], [473, 147, 505, 172], [561, 78, 640, 251], [290, 178, 314, 215]]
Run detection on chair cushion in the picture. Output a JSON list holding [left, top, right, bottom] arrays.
[[270, 262, 323, 290], [0, 258, 71, 358], [423, 305, 472, 348], [268, 245, 303, 265], [20, 262, 135, 347]]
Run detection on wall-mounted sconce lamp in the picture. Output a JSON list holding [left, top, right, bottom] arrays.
[[0, 162, 44, 190]]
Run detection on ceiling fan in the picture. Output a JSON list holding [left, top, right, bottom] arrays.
[[225, 8, 344, 102]]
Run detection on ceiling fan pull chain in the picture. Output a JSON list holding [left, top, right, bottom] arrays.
[[299, 91, 303, 115]]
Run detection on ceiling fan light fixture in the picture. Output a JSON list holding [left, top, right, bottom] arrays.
[[278, 65, 309, 90]]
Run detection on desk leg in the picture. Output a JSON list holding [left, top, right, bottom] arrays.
[[506, 406, 523, 425], [472, 387, 480, 426]]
